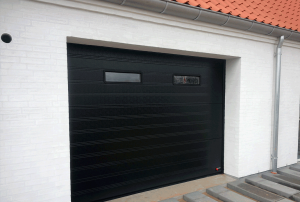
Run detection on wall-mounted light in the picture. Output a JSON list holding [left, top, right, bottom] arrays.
[[1, 33, 12, 43]]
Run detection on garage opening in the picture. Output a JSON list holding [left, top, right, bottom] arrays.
[[67, 43, 225, 202]]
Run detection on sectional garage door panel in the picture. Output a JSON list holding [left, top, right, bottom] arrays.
[[67, 43, 225, 202]]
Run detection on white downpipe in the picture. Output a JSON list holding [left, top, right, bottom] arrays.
[[271, 36, 284, 174]]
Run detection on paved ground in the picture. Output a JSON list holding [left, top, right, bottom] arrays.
[[168, 162, 300, 202], [108, 162, 300, 202], [106, 174, 236, 202]]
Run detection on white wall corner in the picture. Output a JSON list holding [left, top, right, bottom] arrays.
[[224, 58, 241, 177]]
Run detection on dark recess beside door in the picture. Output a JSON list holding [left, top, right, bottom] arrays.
[[67, 43, 225, 202]]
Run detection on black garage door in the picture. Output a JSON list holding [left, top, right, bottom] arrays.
[[67, 43, 225, 202]]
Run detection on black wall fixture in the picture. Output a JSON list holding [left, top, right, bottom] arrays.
[[1, 33, 12, 43]]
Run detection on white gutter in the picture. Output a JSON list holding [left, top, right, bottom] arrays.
[[100, 0, 300, 43]]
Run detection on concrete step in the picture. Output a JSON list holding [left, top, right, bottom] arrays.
[[262, 172, 300, 190], [183, 191, 218, 202], [290, 164, 300, 172], [206, 184, 256, 202], [159, 198, 178, 202], [278, 167, 300, 181], [245, 176, 300, 199], [227, 180, 290, 202], [293, 193, 300, 202], [279, 199, 300, 202]]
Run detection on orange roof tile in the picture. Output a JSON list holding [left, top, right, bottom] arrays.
[[172, 0, 300, 31]]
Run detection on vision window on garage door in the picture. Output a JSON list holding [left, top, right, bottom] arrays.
[[67, 43, 225, 202], [105, 71, 141, 83]]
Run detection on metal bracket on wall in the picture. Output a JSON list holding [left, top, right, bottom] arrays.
[[274, 53, 282, 57], [120, 0, 126, 5], [271, 155, 278, 160]]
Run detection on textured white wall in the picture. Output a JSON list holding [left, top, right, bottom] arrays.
[[0, 0, 300, 201], [224, 58, 241, 177], [278, 46, 300, 166]]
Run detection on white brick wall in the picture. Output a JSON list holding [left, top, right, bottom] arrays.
[[0, 0, 300, 201]]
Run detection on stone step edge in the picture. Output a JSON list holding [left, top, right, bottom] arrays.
[[183, 191, 218, 202], [206, 184, 256, 202], [227, 180, 286, 202], [262, 172, 300, 190], [245, 176, 300, 199]]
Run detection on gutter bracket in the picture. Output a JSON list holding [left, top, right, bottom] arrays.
[[161, 2, 168, 14], [221, 16, 230, 26], [285, 31, 293, 39], [246, 22, 254, 30], [267, 27, 275, 35], [193, 10, 202, 20]]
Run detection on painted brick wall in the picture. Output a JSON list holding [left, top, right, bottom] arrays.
[[0, 0, 300, 201]]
